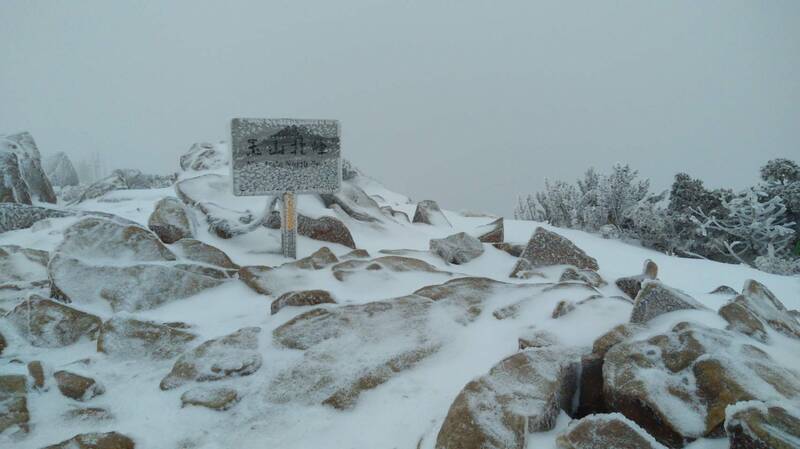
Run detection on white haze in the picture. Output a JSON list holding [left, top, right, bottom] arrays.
[[1, 0, 799, 215]]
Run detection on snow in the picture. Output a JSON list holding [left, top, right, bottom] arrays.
[[1, 171, 799, 449]]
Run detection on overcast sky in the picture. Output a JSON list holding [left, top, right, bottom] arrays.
[[2, 1, 798, 216]]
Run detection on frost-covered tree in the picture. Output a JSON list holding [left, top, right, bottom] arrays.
[[599, 164, 649, 227], [760, 158, 800, 186], [534, 179, 578, 227], [759, 158, 800, 256], [622, 194, 676, 253], [575, 168, 607, 231]]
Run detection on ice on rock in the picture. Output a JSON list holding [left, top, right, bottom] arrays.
[[180, 142, 228, 171], [6, 295, 101, 347], [555, 413, 668, 449], [412, 200, 452, 227], [629, 280, 707, 324], [43, 151, 79, 187], [430, 232, 485, 265], [719, 279, 800, 341], [0, 131, 57, 204], [510, 227, 598, 278]]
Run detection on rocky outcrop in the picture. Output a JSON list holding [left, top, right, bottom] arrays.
[[238, 265, 272, 295], [435, 347, 583, 449], [556, 413, 667, 449], [41, 432, 135, 449], [510, 227, 598, 278], [97, 317, 197, 360], [6, 295, 101, 347], [180, 142, 228, 171], [0, 132, 57, 203], [0, 374, 29, 434], [629, 281, 706, 324], [560, 266, 606, 287], [724, 401, 800, 449], [266, 212, 356, 249], [412, 200, 451, 227], [287, 246, 339, 270], [160, 327, 262, 390], [430, 232, 484, 265], [319, 183, 383, 223], [181, 386, 239, 411], [73, 169, 176, 203], [0, 245, 49, 289], [49, 217, 224, 311], [475, 218, 504, 243], [271, 290, 336, 315], [603, 322, 800, 448], [54, 371, 105, 401], [0, 203, 74, 233], [148, 197, 194, 244], [615, 259, 658, 300], [0, 151, 32, 204], [43, 151, 80, 187], [172, 238, 238, 270], [719, 279, 800, 341]]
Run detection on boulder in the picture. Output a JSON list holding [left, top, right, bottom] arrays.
[[0, 203, 74, 233], [49, 217, 224, 311], [62, 406, 113, 421], [6, 295, 101, 347], [0, 151, 32, 204], [54, 370, 105, 401], [181, 386, 239, 411], [719, 279, 800, 341], [160, 327, 262, 390], [603, 322, 800, 447], [430, 232, 484, 265], [271, 290, 336, 315], [73, 169, 176, 203], [709, 285, 737, 295], [172, 238, 238, 270], [556, 413, 667, 449], [475, 217, 504, 243], [724, 401, 800, 449], [435, 347, 582, 449], [286, 246, 339, 270], [381, 206, 410, 222], [319, 183, 383, 223], [266, 212, 356, 249], [0, 245, 49, 287], [41, 432, 135, 449], [560, 266, 606, 287], [412, 200, 451, 227], [180, 142, 228, 171], [97, 317, 197, 360], [238, 265, 273, 295], [332, 255, 441, 281], [510, 227, 598, 278], [492, 242, 525, 257], [0, 374, 29, 434], [517, 329, 559, 350], [175, 174, 261, 239], [148, 197, 194, 244], [552, 300, 576, 318], [0, 132, 57, 203], [615, 259, 659, 300], [629, 280, 706, 324], [43, 151, 80, 187], [27, 361, 45, 389], [342, 249, 370, 259]]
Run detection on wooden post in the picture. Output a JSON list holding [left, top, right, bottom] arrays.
[[281, 192, 297, 259]]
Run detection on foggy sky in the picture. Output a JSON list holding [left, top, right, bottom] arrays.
[[2, 1, 799, 216]]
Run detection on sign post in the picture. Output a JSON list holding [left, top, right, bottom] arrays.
[[230, 118, 341, 259]]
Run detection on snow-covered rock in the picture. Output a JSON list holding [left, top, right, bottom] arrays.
[[724, 401, 800, 449], [73, 168, 176, 203], [287, 246, 339, 270], [171, 238, 238, 270], [181, 386, 239, 411], [0, 245, 49, 287], [430, 232, 484, 265], [0, 151, 32, 204], [332, 255, 442, 281], [629, 280, 707, 324], [27, 361, 44, 390], [435, 347, 583, 449], [556, 413, 667, 449], [148, 197, 194, 244], [238, 265, 273, 295], [96, 317, 197, 360], [0, 132, 57, 204], [180, 142, 228, 172], [160, 327, 262, 390], [719, 279, 800, 341], [615, 259, 658, 299], [510, 227, 599, 277], [412, 200, 452, 227], [474, 217, 504, 243], [0, 374, 29, 434], [319, 182, 383, 223], [54, 370, 104, 401], [559, 266, 606, 287], [41, 431, 135, 449], [265, 211, 356, 248], [0, 203, 75, 233], [6, 295, 101, 347], [271, 290, 336, 315], [43, 152, 79, 187]]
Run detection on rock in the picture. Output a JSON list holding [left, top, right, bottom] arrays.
[[0, 203, 74, 233], [719, 279, 800, 341], [342, 249, 369, 259], [54, 371, 105, 401], [73, 169, 176, 203], [556, 413, 668, 449], [180, 142, 228, 171], [0, 331, 5, 355], [0, 150, 32, 204], [492, 242, 525, 257], [603, 322, 800, 447], [266, 212, 356, 249], [510, 227, 598, 278], [175, 174, 261, 239], [430, 232, 484, 265], [27, 361, 45, 389], [0, 245, 49, 286], [6, 295, 101, 347], [287, 246, 339, 270], [172, 238, 238, 270], [148, 197, 194, 244], [43, 151, 80, 187], [381, 206, 410, 222], [615, 259, 658, 300], [49, 217, 225, 311], [724, 401, 800, 449], [475, 218, 504, 243], [0, 374, 29, 434], [97, 317, 197, 360], [518, 329, 559, 349], [271, 290, 336, 315], [552, 300, 576, 318], [412, 200, 451, 226], [63, 406, 113, 421], [238, 265, 272, 295], [709, 285, 737, 295], [435, 347, 582, 449], [629, 280, 706, 324], [560, 267, 606, 287], [319, 183, 383, 223], [181, 386, 239, 411], [160, 327, 262, 390], [332, 255, 441, 281], [41, 432, 135, 449], [414, 277, 503, 321], [0, 132, 57, 203]]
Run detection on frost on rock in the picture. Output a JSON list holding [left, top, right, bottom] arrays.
[[181, 386, 239, 411], [724, 401, 800, 449], [271, 289, 336, 315], [412, 200, 452, 227], [43, 151, 79, 187], [0, 151, 32, 204], [0, 203, 75, 234], [319, 182, 383, 223], [555, 413, 668, 449], [719, 279, 800, 341], [0, 374, 29, 434], [40, 431, 135, 449], [629, 280, 706, 324], [148, 197, 194, 244], [474, 217, 504, 243], [615, 259, 658, 300], [0, 245, 49, 288], [96, 316, 197, 360], [0, 132, 57, 204], [160, 327, 262, 390], [603, 321, 800, 448], [6, 295, 101, 347], [332, 255, 442, 281], [435, 347, 583, 449], [49, 217, 225, 311], [430, 232, 485, 265], [180, 142, 228, 171], [72, 168, 176, 203], [510, 227, 599, 278]]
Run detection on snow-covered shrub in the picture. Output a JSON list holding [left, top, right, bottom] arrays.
[[600, 164, 649, 228]]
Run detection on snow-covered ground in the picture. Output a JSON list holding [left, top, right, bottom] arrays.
[[1, 170, 798, 449]]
